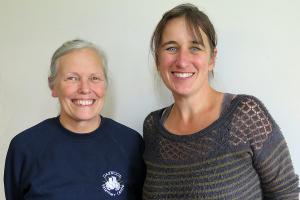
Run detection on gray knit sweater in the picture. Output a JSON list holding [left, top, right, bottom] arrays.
[[143, 94, 299, 199]]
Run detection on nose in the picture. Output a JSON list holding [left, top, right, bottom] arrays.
[[176, 49, 191, 68], [78, 78, 91, 94]]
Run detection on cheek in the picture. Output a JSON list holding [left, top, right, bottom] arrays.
[[158, 53, 176, 69], [93, 84, 106, 97], [56, 84, 77, 98], [194, 56, 211, 69]]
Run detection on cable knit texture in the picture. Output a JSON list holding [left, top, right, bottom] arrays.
[[143, 94, 299, 200]]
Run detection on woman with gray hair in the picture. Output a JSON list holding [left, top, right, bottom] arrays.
[[4, 39, 145, 200]]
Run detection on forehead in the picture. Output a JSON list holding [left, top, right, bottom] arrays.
[[59, 48, 102, 63], [162, 17, 206, 45], [57, 48, 104, 73]]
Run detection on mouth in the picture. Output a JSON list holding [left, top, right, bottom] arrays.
[[72, 99, 95, 106], [172, 72, 195, 78]]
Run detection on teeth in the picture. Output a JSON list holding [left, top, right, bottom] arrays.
[[173, 72, 194, 78], [74, 100, 93, 106]]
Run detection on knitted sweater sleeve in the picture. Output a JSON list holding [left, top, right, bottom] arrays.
[[230, 96, 299, 199]]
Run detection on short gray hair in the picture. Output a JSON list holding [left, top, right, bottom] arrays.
[[48, 39, 108, 89]]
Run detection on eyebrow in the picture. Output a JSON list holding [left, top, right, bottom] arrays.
[[161, 40, 203, 47], [161, 41, 177, 47], [65, 72, 103, 77], [65, 72, 79, 76], [192, 40, 202, 45]]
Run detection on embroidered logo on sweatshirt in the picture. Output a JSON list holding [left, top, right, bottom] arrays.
[[102, 171, 124, 196]]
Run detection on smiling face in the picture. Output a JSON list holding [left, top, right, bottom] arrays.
[[158, 16, 216, 98], [51, 48, 106, 130]]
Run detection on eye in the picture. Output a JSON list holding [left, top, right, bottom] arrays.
[[190, 46, 201, 52], [65, 76, 79, 81], [89, 75, 103, 82], [166, 47, 177, 53]]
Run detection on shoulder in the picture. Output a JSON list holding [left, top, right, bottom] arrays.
[[229, 94, 278, 150], [232, 94, 275, 123], [101, 117, 144, 157], [101, 117, 142, 142], [235, 94, 265, 105], [9, 117, 58, 151], [143, 107, 166, 129]]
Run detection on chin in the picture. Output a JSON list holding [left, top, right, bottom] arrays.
[[171, 88, 194, 97]]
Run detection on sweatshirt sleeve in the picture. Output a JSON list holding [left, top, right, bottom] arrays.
[[246, 97, 299, 199], [132, 137, 146, 199], [4, 137, 26, 200]]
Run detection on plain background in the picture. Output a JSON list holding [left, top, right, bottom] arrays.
[[0, 0, 299, 198]]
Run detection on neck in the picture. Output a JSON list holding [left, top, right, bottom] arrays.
[[164, 86, 224, 135], [172, 87, 221, 122], [59, 115, 101, 134]]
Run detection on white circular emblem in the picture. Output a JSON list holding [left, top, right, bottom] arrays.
[[102, 171, 124, 196]]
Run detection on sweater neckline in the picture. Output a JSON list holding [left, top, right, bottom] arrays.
[[54, 115, 106, 139], [156, 94, 243, 141]]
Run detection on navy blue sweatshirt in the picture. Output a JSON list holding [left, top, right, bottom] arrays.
[[4, 116, 145, 200]]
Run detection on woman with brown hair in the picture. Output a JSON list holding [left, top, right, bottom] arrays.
[[143, 3, 299, 199]]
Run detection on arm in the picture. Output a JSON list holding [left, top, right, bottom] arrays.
[[132, 139, 146, 199], [247, 97, 299, 199], [4, 138, 25, 200], [253, 127, 299, 199], [230, 95, 299, 198]]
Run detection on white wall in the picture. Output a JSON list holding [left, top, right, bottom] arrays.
[[0, 0, 299, 198]]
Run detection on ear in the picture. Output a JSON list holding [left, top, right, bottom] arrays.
[[48, 77, 58, 97], [51, 88, 58, 97], [208, 48, 218, 71]]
